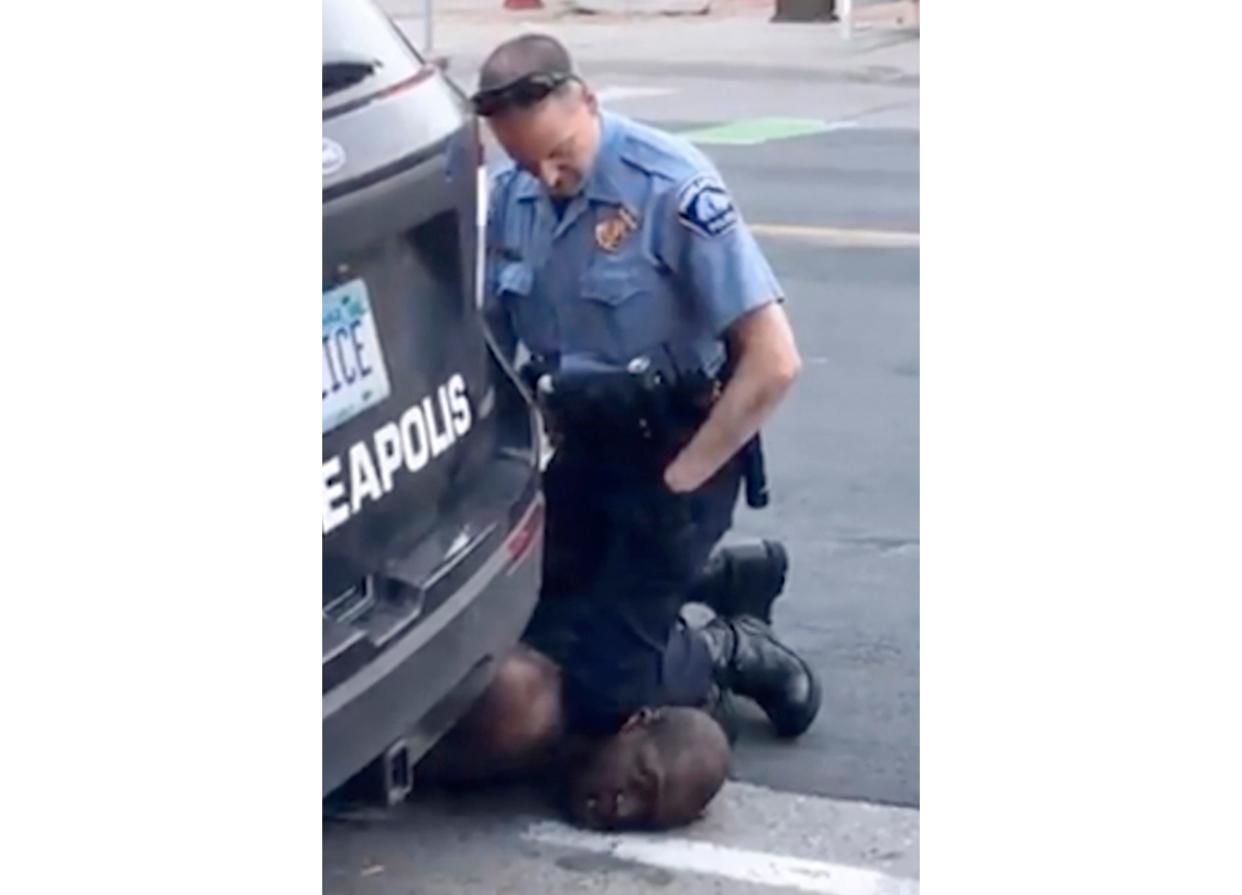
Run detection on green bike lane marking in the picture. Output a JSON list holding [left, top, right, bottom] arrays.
[[678, 117, 859, 146]]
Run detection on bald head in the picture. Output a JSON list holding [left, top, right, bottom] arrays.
[[477, 34, 574, 96], [566, 708, 731, 831], [473, 34, 600, 198]]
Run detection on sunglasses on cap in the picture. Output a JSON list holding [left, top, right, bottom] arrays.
[[471, 71, 579, 118]]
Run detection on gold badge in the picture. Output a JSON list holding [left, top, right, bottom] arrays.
[[594, 206, 639, 252]]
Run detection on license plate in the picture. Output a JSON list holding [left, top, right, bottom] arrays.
[[323, 279, 392, 434]]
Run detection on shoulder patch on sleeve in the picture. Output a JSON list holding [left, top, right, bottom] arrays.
[[677, 173, 739, 238]]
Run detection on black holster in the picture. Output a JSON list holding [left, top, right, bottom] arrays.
[[524, 357, 770, 508]]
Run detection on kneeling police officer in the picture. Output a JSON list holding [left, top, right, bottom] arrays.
[[449, 34, 821, 789]]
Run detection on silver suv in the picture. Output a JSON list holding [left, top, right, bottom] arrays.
[[323, 0, 543, 800]]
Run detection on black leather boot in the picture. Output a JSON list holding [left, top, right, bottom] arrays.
[[686, 540, 789, 623], [700, 615, 821, 739]]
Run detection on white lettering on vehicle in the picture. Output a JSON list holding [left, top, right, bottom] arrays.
[[348, 441, 383, 513], [322, 456, 350, 534], [449, 373, 472, 435], [322, 373, 474, 536], [373, 422, 404, 492]]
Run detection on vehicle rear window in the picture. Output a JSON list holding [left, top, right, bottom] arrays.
[[323, 0, 422, 109]]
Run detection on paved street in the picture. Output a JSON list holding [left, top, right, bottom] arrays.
[[708, 126, 918, 808], [327, 8, 918, 892]]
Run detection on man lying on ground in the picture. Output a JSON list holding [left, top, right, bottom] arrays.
[[417, 541, 814, 831]]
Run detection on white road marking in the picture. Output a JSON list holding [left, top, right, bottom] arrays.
[[596, 85, 679, 103], [751, 223, 920, 247], [683, 118, 860, 146], [523, 821, 920, 895]]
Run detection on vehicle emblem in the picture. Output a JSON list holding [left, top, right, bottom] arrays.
[[323, 138, 346, 177]]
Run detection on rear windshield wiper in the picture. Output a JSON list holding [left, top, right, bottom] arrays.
[[323, 53, 382, 97]]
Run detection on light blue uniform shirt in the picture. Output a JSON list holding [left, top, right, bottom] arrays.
[[484, 111, 782, 375]]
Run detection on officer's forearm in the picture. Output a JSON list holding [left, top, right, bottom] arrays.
[[664, 303, 801, 493]]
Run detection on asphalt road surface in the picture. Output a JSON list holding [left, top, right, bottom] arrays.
[[708, 125, 919, 808], [326, 24, 919, 895]]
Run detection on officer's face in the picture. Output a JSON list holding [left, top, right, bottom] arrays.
[[488, 87, 601, 199]]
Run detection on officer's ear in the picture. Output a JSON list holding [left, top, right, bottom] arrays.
[[580, 82, 599, 115]]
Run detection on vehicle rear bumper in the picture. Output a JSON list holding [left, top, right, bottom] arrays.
[[322, 496, 543, 797]]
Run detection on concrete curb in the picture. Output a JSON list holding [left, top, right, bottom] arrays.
[[569, 0, 712, 14], [389, 2, 919, 86]]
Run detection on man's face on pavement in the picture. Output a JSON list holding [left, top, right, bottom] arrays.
[[567, 729, 661, 830], [565, 707, 729, 831], [487, 86, 600, 199]]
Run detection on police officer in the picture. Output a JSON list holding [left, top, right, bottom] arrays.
[[473, 35, 820, 744]]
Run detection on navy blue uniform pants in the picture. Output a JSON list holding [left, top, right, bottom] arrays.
[[522, 445, 742, 734]]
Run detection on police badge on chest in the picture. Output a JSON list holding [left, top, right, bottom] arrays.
[[595, 206, 639, 253]]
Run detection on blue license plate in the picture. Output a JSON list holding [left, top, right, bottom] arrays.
[[323, 279, 392, 434]]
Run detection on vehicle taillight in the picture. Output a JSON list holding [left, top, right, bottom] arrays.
[[373, 67, 435, 101], [505, 496, 545, 571]]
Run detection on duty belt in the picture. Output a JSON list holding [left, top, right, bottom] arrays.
[[522, 355, 769, 508]]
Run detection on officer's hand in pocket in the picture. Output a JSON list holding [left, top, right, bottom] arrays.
[[639, 481, 699, 578], [663, 456, 703, 495], [655, 483, 694, 532]]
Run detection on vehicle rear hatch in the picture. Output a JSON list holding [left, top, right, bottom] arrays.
[[322, 0, 538, 686]]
